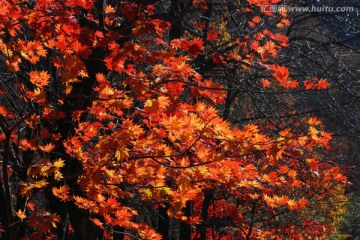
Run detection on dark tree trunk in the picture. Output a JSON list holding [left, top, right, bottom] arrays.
[[199, 191, 213, 240], [47, 1, 108, 238], [180, 201, 192, 240], [157, 204, 170, 240]]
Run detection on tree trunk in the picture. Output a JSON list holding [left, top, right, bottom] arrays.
[[180, 201, 192, 240], [157, 204, 170, 240]]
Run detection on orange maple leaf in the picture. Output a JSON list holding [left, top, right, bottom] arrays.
[[288, 170, 297, 178], [272, 65, 287, 78], [104, 5, 116, 14], [52, 185, 70, 202], [334, 174, 346, 182], [29, 70, 50, 88], [297, 198, 308, 209], [278, 165, 289, 174], [317, 79, 330, 89], [308, 117, 322, 125], [252, 16, 261, 24], [170, 39, 182, 50], [91, 218, 104, 229], [39, 143, 55, 153], [261, 78, 271, 88]]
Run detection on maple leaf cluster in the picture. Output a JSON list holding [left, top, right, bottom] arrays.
[[0, 0, 347, 239]]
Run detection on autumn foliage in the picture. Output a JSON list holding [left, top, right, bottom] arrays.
[[0, 0, 346, 239]]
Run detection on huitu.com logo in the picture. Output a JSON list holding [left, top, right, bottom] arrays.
[[261, 5, 358, 13]]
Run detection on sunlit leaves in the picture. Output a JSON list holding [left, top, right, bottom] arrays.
[[29, 70, 50, 88], [16, 210, 27, 220], [304, 78, 331, 90], [170, 38, 205, 55], [64, 0, 95, 9], [39, 143, 55, 153], [261, 78, 271, 88], [20, 180, 48, 197], [53, 159, 65, 168], [0, 0, 347, 239], [104, 5, 116, 14], [270, 65, 299, 88], [52, 185, 70, 202], [115, 146, 130, 161], [26, 159, 65, 184]]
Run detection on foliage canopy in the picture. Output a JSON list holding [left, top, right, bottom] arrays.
[[0, 0, 348, 239]]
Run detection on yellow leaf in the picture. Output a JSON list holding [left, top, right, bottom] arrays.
[[54, 171, 63, 181], [309, 127, 319, 140], [157, 187, 171, 197], [33, 180, 48, 188], [78, 69, 88, 78], [53, 159, 65, 168], [178, 176, 191, 190], [115, 147, 129, 161], [287, 199, 297, 210], [40, 165, 51, 176], [16, 209, 26, 220], [141, 188, 152, 198]]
